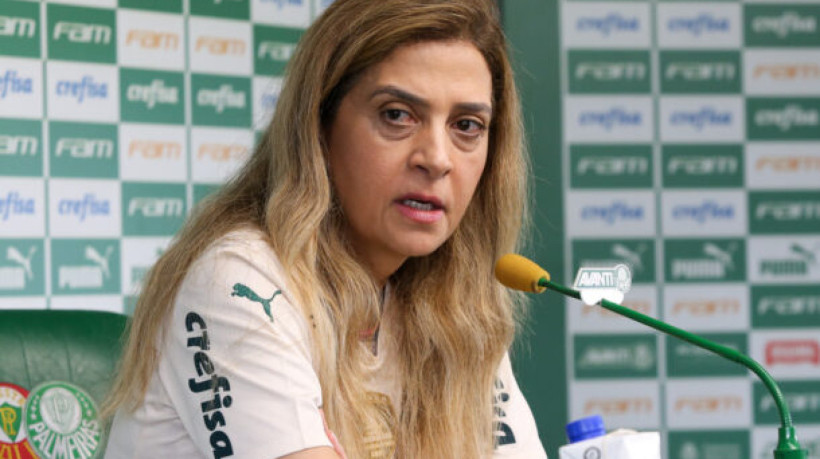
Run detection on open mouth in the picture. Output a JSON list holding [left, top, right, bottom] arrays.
[[400, 198, 442, 211]]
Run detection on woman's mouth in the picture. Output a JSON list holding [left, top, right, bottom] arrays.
[[395, 195, 444, 223]]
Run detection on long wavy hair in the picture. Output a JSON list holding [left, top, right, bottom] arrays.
[[104, 0, 529, 457]]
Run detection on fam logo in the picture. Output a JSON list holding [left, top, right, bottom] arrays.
[[755, 381, 820, 424], [674, 396, 743, 415], [0, 191, 35, 222], [671, 298, 741, 317], [125, 29, 179, 50], [667, 13, 730, 36], [664, 147, 742, 188], [47, 4, 116, 63], [670, 107, 733, 130], [753, 63, 820, 81], [198, 143, 248, 162], [56, 138, 113, 159], [257, 41, 295, 62], [765, 339, 820, 367], [52, 239, 119, 293], [123, 183, 186, 236], [576, 13, 640, 36], [575, 153, 650, 180], [0, 13, 36, 39], [582, 397, 653, 416], [196, 36, 246, 56], [129, 140, 182, 160], [55, 76, 108, 104], [753, 285, 820, 328], [0, 69, 33, 99], [667, 239, 744, 282], [579, 108, 642, 130], [665, 61, 736, 82], [756, 154, 820, 173], [751, 192, 820, 234], [568, 50, 650, 94], [54, 21, 111, 44], [672, 200, 735, 224], [0, 133, 37, 157], [254, 25, 302, 75], [574, 335, 656, 378], [49, 122, 118, 179], [0, 240, 43, 295]]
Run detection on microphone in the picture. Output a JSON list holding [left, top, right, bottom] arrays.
[[495, 253, 808, 459]]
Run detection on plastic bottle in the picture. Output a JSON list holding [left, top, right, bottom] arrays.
[[558, 415, 661, 459]]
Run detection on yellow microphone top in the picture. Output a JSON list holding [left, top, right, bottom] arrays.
[[494, 254, 551, 294]]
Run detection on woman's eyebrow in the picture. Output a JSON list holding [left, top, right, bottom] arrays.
[[370, 85, 492, 117]]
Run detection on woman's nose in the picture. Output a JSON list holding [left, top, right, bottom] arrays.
[[409, 125, 452, 178]]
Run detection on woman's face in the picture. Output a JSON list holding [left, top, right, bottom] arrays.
[[327, 40, 492, 283]]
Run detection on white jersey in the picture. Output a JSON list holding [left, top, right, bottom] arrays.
[[105, 228, 547, 459]]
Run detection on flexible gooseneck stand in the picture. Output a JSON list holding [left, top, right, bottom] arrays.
[[538, 277, 807, 459]]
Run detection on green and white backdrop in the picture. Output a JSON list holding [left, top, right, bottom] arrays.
[[1, 0, 819, 458]]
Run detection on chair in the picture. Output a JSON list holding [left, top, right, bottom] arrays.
[[0, 309, 128, 408]]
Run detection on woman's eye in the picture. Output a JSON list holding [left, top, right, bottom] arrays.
[[454, 119, 486, 135], [383, 108, 412, 124]]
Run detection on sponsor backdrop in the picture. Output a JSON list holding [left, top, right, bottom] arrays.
[[557, 0, 820, 458], [2, 0, 819, 457]]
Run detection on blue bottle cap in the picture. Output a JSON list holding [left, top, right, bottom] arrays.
[[566, 414, 606, 444]]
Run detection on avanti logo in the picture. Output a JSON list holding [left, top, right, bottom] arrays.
[[0, 244, 36, 291], [53, 21, 111, 44], [670, 107, 732, 130], [55, 76, 108, 104], [57, 244, 114, 290], [575, 335, 656, 378], [755, 104, 819, 131], [125, 29, 179, 50], [197, 84, 246, 113], [669, 241, 740, 281], [195, 36, 246, 56], [581, 201, 644, 225], [257, 41, 296, 61], [665, 61, 736, 81], [126, 79, 178, 109], [0, 70, 33, 98], [57, 193, 110, 222], [765, 340, 820, 366], [574, 265, 631, 305], [758, 243, 818, 277], [0, 191, 34, 221], [578, 343, 653, 369], [672, 201, 735, 224], [667, 13, 730, 36], [0, 134, 37, 157], [579, 108, 642, 130], [129, 140, 182, 159], [0, 15, 35, 38], [752, 11, 816, 39], [55, 138, 113, 159], [127, 197, 184, 218], [576, 13, 639, 36]]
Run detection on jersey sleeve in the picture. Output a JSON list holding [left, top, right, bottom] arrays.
[[157, 233, 332, 459], [493, 353, 549, 459]]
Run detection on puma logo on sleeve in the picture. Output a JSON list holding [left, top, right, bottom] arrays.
[[230, 283, 282, 322]]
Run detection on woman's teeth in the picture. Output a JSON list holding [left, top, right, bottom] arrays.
[[402, 199, 435, 210]]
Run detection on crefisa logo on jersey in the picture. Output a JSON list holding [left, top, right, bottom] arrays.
[[667, 13, 730, 36], [574, 264, 632, 305]]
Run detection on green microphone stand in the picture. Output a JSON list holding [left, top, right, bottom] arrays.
[[537, 277, 808, 459]]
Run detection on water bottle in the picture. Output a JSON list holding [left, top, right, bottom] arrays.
[[558, 415, 661, 459]]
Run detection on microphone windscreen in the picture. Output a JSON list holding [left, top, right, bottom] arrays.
[[494, 254, 550, 293]]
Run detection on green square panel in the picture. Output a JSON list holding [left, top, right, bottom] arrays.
[[0, 119, 42, 176], [47, 4, 116, 64], [49, 121, 118, 179], [0, 1, 41, 58]]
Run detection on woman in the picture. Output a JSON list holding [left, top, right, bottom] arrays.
[[104, 0, 546, 457]]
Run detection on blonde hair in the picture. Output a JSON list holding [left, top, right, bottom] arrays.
[[105, 0, 528, 457]]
